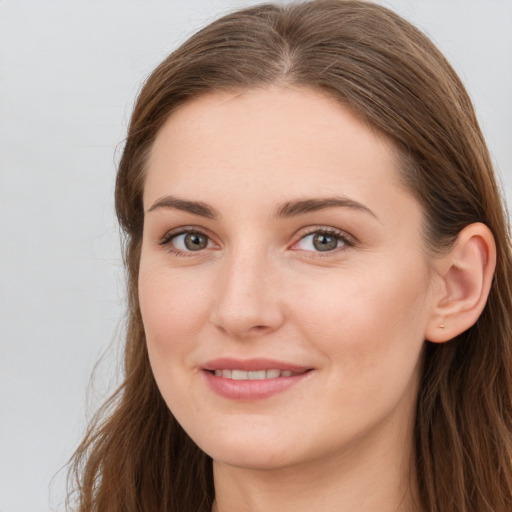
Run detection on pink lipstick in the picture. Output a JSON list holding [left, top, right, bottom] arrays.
[[202, 358, 313, 401]]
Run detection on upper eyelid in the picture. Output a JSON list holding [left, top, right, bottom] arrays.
[[159, 226, 216, 245], [293, 226, 356, 244], [158, 224, 351, 235]]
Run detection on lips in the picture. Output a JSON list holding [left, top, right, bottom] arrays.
[[202, 358, 313, 400]]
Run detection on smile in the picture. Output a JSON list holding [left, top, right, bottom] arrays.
[[212, 369, 301, 379], [202, 359, 313, 401]]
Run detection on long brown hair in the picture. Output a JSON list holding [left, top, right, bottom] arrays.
[[67, 1, 512, 511]]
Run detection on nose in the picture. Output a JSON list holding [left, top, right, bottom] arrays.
[[210, 248, 285, 340]]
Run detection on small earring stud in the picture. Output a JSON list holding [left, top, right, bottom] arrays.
[[439, 322, 445, 329]]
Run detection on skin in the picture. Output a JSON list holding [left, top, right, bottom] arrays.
[[138, 85, 446, 512]]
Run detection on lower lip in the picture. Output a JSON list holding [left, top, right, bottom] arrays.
[[203, 370, 312, 401]]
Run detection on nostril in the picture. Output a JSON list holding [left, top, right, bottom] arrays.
[[243, 325, 270, 336]]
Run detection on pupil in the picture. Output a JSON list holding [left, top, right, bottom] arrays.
[[185, 233, 207, 250], [313, 233, 337, 251]]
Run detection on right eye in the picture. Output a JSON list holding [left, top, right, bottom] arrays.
[[160, 230, 213, 255]]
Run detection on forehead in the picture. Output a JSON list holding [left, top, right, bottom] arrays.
[[144, 86, 415, 222]]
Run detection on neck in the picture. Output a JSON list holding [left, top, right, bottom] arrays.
[[211, 418, 422, 512]]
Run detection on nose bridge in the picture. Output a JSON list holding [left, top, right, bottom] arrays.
[[212, 242, 283, 338]]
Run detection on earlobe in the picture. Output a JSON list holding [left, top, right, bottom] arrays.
[[425, 223, 496, 343]]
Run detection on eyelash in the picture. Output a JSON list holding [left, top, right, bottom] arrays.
[[158, 226, 355, 257], [293, 227, 355, 256], [159, 228, 213, 257]]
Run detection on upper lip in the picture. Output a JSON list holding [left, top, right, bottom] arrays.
[[202, 357, 312, 373]]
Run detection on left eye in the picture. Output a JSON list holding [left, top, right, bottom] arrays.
[[296, 231, 347, 252], [170, 232, 211, 251]]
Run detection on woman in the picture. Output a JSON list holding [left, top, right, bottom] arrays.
[[67, 1, 512, 511]]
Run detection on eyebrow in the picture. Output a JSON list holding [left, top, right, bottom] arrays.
[[274, 197, 377, 219], [147, 196, 218, 218], [147, 195, 377, 220]]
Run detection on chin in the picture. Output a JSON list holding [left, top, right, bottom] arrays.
[[191, 427, 302, 471], [209, 445, 295, 471]]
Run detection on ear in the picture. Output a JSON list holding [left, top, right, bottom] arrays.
[[425, 223, 496, 343]]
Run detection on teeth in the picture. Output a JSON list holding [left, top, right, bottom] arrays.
[[232, 369, 247, 380], [248, 370, 266, 380], [212, 369, 299, 380]]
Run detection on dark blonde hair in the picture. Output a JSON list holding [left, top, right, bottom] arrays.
[[68, 1, 512, 511]]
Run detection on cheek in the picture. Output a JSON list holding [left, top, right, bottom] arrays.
[[288, 263, 429, 441], [138, 261, 216, 412], [290, 260, 430, 376], [138, 262, 213, 356]]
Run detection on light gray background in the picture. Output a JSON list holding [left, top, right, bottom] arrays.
[[1, 1, 511, 511]]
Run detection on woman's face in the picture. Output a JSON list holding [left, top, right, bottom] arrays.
[[139, 86, 438, 471]]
